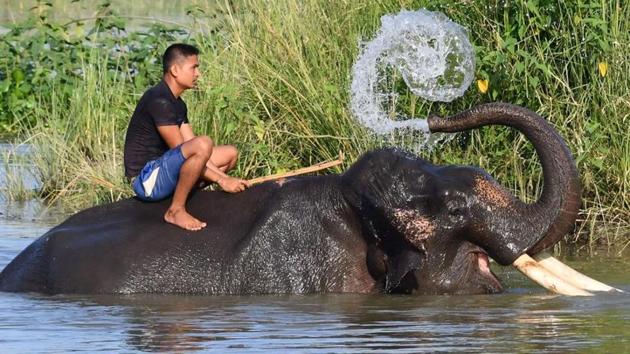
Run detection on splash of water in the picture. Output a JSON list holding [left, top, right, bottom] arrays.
[[350, 9, 474, 140]]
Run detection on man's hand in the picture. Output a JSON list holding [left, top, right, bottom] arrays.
[[217, 176, 250, 193]]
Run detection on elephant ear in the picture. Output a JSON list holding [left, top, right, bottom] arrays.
[[385, 248, 423, 293], [341, 148, 403, 211], [342, 149, 427, 293]]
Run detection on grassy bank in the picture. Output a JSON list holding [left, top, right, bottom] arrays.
[[1, 0, 628, 248]]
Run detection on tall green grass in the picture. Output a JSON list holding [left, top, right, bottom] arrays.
[[6, 0, 629, 247], [26, 54, 131, 210]]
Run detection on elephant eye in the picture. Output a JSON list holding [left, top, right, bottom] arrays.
[[449, 206, 464, 216], [408, 195, 431, 211], [446, 199, 467, 217]]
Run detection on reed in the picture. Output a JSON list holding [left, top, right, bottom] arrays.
[[0, 147, 35, 201]]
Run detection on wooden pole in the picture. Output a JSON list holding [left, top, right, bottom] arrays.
[[248, 153, 344, 185]]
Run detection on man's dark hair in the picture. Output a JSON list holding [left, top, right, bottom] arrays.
[[162, 43, 200, 74]]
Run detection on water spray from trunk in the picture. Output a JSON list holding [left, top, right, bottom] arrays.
[[350, 9, 474, 145]]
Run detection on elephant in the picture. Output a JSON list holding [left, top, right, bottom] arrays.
[[0, 103, 604, 296]]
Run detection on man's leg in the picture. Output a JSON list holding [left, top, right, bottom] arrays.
[[209, 145, 239, 172], [200, 144, 249, 193], [164, 136, 213, 231]]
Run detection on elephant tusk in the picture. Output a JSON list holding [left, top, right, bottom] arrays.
[[512, 254, 593, 296], [534, 252, 623, 293]]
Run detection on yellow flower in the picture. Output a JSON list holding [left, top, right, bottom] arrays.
[[477, 79, 489, 94], [598, 62, 608, 77]]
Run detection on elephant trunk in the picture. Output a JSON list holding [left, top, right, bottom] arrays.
[[428, 103, 581, 264]]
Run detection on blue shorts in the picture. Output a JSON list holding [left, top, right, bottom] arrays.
[[132, 145, 186, 201]]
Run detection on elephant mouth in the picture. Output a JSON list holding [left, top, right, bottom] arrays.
[[470, 251, 503, 293], [475, 251, 491, 274]]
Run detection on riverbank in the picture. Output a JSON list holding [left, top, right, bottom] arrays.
[[1, 1, 628, 247]]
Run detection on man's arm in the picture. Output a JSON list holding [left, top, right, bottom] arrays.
[[157, 125, 185, 148], [179, 123, 196, 142], [156, 123, 205, 150], [159, 123, 247, 191]]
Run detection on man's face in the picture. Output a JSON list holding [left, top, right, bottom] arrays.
[[173, 55, 200, 89]]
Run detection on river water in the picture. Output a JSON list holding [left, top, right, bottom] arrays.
[[1, 143, 629, 353]]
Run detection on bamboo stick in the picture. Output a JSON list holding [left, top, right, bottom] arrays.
[[248, 154, 344, 185]]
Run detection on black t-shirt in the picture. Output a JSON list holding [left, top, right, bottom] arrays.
[[124, 80, 189, 178]]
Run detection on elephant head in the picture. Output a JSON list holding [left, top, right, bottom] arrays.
[[341, 103, 588, 295]]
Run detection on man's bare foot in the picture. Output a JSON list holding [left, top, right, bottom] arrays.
[[164, 208, 207, 231]]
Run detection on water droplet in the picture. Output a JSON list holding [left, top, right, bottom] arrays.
[[350, 9, 474, 146]]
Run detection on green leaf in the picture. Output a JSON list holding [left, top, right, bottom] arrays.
[[503, 37, 517, 54], [535, 62, 551, 77], [586, 121, 600, 133], [11, 69, 25, 83], [526, 0, 539, 13], [582, 18, 607, 27], [517, 25, 526, 39], [0, 80, 10, 93], [495, 52, 506, 65], [224, 121, 236, 135], [591, 158, 604, 170], [18, 83, 32, 94], [253, 121, 265, 141]]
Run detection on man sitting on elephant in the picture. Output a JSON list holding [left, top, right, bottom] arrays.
[[123, 43, 250, 231]]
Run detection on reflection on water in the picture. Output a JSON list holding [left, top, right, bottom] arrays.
[[0, 143, 41, 194], [1, 144, 629, 353], [1, 283, 629, 353]]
